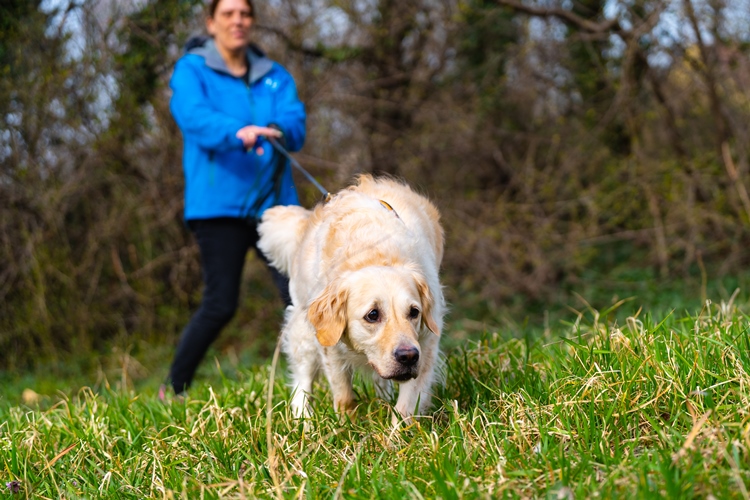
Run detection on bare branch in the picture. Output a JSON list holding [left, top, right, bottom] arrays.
[[493, 0, 621, 34], [255, 24, 362, 61]]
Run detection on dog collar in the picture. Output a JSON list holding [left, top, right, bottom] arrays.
[[379, 199, 401, 220]]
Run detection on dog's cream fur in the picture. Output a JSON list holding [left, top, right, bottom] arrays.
[[258, 175, 445, 420]]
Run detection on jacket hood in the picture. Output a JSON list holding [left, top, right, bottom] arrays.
[[184, 35, 274, 84]]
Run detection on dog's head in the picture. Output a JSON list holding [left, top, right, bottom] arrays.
[[307, 266, 440, 381]]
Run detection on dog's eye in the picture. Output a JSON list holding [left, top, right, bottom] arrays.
[[409, 306, 420, 319], [365, 309, 380, 323]]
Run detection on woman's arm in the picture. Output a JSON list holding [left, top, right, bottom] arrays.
[[169, 57, 246, 152], [269, 66, 307, 152]]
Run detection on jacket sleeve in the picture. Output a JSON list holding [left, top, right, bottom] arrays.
[[169, 57, 246, 152], [269, 66, 306, 152]]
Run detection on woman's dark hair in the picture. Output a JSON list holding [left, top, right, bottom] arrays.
[[207, 0, 255, 18]]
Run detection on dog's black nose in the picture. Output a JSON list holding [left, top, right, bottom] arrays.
[[394, 346, 419, 367]]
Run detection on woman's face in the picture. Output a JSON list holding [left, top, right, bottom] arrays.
[[207, 0, 253, 55]]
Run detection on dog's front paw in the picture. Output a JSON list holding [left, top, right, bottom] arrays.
[[334, 395, 356, 417], [391, 407, 414, 427], [291, 391, 312, 419]]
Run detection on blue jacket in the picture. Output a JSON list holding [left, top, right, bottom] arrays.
[[170, 38, 306, 220]]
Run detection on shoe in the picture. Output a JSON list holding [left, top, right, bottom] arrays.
[[158, 384, 186, 403]]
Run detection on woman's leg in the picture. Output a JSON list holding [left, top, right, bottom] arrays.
[[260, 252, 292, 307], [247, 219, 292, 307], [168, 218, 254, 393]]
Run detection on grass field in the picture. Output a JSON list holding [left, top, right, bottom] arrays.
[[2, 289, 750, 498]]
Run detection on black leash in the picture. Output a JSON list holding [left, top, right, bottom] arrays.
[[268, 136, 331, 203]]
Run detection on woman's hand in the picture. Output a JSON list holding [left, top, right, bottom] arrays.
[[236, 125, 283, 155]]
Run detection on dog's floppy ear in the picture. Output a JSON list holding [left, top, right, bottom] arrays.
[[412, 271, 440, 336], [308, 278, 348, 346]]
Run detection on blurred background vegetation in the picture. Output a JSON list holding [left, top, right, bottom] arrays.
[[2, 0, 750, 378]]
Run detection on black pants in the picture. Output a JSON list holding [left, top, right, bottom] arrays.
[[168, 217, 291, 394]]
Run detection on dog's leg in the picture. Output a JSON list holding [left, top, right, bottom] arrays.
[[394, 332, 441, 423], [282, 307, 319, 418], [321, 348, 356, 415]]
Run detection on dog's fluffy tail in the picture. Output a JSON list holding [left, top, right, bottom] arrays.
[[257, 205, 310, 276]]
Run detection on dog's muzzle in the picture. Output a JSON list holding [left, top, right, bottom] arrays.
[[389, 370, 418, 382], [384, 345, 420, 381]]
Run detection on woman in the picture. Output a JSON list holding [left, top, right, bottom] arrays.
[[165, 0, 306, 395]]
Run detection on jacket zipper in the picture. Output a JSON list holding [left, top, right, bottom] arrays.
[[247, 78, 257, 213]]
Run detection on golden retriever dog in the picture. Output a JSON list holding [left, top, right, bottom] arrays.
[[257, 175, 445, 421]]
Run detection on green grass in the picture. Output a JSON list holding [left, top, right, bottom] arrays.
[[3, 291, 750, 498]]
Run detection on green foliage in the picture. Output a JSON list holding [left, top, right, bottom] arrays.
[[460, 1, 518, 68], [111, 0, 202, 143], [313, 43, 362, 63], [457, 0, 520, 121], [567, 0, 609, 97], [0, 0, 45, 68], [3, 299, 750, 497], [566, 0, 634, 156]]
